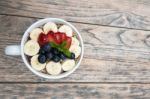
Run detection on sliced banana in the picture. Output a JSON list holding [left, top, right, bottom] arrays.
[[62, 59, 75, 71], [30, 28, 43, 41], [31, 55, 46, 71], [69, 45, 81, 58], [72, 37, 80, 46], [24, 40, 40, 56], [46, 61, 62, 75], [43, 22, 58, 34], [59, 25, 73, 37]]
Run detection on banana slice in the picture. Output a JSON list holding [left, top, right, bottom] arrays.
[[43, 22, 58, 34], [24, 40, 40, 56], [31, 55, 46, 71], [72, 37, 80, 46], [30, 28, 43, 41], [69, 45, 81, 58], [62, 59, 75, 71], [59, 25, 73, 37], [46, 61, 62, 75]]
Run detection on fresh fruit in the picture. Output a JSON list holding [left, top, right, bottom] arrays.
[[38, 33, 48, 46], [52, 55, 60, 62], [38, 54, 47, 64], [62, 59, 75, 71], [41, 43, 52, 52], [43, 22, 57, 34], [51, 48, 59, 55], [70, 52, 75, 59], [39, 48, 46, 54], [64, 37, 72, 49], [58, 53, 66, 60], [72, 37, 79, 46], [53, 32, 62, 44], [46, 61, 62, 75], [30, 28, 43, 41], [46, 52, 53, 60], [47, 33, 57, 44], [31, 55, 46, 71], [60, 33, 67, 42], [69, 45, 81, 58], [59, 25, 73, 37], [24, 40, 40, 56]]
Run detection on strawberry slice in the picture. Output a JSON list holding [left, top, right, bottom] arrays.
[[47, 33, 57, 44], [64, 37, 72, 49], [53, 33, 62, 44], [38, 33, 48, 46]]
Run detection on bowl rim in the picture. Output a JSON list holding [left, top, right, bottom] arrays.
[[21, 18, 84, 79]]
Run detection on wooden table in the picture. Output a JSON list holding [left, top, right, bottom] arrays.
[[0, 0, 150, 98]]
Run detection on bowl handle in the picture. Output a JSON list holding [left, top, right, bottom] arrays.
[[5, 45, 21, 56]]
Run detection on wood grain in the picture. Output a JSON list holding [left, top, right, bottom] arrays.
[[1, 84, 150, 99], [1, 0, 150, 30], [0, 15, 150, 82]]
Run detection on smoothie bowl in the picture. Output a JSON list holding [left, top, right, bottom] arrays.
[[6, 18, 84, 79]]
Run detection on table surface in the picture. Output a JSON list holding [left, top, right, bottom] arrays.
[[0, 0, 150, 98]]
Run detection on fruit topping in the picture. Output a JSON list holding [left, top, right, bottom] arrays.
[[38, 54, 47, 64], [70, 52, 75, 59], [52, 55, 61, 62], [46, 52, 53, 60], [38, 33, 48, 46]]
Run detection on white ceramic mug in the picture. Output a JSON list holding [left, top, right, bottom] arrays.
[[5, 18, 84, 79]]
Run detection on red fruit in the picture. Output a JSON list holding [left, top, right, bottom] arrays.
[[38, 33, 48, 46], [60, 33, 67, 42], [47, 33, 57, 44], [48, 31, 54, 34], [65, 37, 72, 49], [53, 33, 62, 44]]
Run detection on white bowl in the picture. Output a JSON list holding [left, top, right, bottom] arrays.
[[21, 18, 84, 79]]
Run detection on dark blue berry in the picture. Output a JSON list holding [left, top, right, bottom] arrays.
[[39, 48, 45, 54], [70, 53, 75, 59], [42, 43, 51, 52], [59, 53, 66, 60], [46, 52, 53, 60], [51, 48, 59, 55], [38, 54, 47, 63], [52, 55, 60, 62]]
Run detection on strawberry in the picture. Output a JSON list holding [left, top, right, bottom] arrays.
[[60, 33, 67, 42], [38, 33, 48, 46], [53, 33, 62, 44], [47, 33, 57, 44], [47, 31, 54, 34], [64, 37, 72, 49]]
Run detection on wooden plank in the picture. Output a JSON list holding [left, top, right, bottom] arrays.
[[1, 0, 150, 30], [0, 83, 150, 99], [0, 15, 150, 82]]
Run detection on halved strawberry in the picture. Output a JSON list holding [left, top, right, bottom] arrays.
[[48, 30, 54, 34], [60, 33, 67, 42], [64, 37, 72, 49], [53, 33, 62, 44], [38, 33, 48, 46], [47, 33, 57, 44]]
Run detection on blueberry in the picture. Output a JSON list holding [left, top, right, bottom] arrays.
[[70, 53, 75, 59], [51, 48, 59, 55], [46, 52, 53, 60], [42, 43, 51, 52], [39, 48, 45, 54], [59, 53, 66, 60], [52, 55, 60, 62], [38, 54, 47, 63]]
